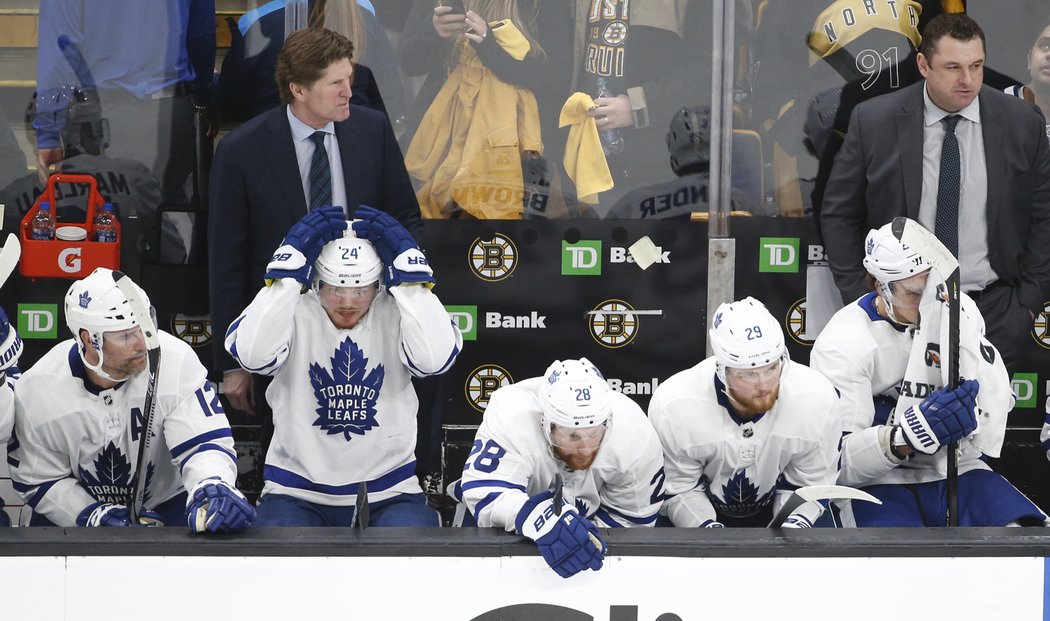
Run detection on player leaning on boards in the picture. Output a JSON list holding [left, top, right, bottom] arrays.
[[226, 206, 461, 526], [811, 222, 1048, 526], [649, 297, 841, 528], [455, 358, 664, 578], [0, 304, 23, 527], [9, 269, 254, 531]]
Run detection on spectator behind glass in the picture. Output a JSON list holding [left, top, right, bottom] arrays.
[[1003, 18, 1050, 141], [218, 0, 407, 124], [399, 1, 572, 219], [33, 0, 214, 206]]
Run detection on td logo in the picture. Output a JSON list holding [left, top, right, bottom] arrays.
[[18, 303, 59, 339], [446, 305, 478, 341], [562, 240, 602, 276], [1012, 373, 1038, 409], [759, 237, 799, 273]]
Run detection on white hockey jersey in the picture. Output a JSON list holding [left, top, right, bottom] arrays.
[[459, 377, 665, 530], [648, 357, 840, 527], [9, 333, 238, 526], [810, 292, 1013, 488], [226, 280, 461, 506]]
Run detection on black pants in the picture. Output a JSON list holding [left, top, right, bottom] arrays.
[[971, 281, 1033, 376]]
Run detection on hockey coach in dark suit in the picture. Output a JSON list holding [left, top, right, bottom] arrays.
[[209, 27, 421, 415], [821, 13, 1050, 370]]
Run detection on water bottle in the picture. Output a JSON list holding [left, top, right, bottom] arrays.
[[595, 77, 624, 155], [94, 202, 117, 242], [31, 201, 56, 240]]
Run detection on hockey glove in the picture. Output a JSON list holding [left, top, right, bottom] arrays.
[[77, 502, 164, 527], [265, 206, 347, 285], [699, 519, 725, 528], [899, 379, 980, 455], [782, 514, 813, 528], [350, 206, 434, 288], [0, 306, 22, 374], [186, 477, 256, 533], [515, 490, 606, 579]]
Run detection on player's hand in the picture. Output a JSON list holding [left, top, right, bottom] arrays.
[[0, 306, 22, 373], [782, 514, 812, 528], [587, 93, 633, 130], [515, 491, 606, 578], [223, 369, 256, 416], [186, 477, 256, 533], [266, 206, 347, 285], [350, 206, 434, 288], [900, 379, 979, 455], [36, 147, 64, 183], [463, 11, 488, 44], [77, 502, 165, 526], [433, 5, 467, 38]]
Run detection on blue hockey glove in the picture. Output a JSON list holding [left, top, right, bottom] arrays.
[[186, 477, 256, 533], [515, 490, 607, 579], [699, 519, 725, 528], [265, 206, 347, 285], [900, 379, 980, 455], [782, 514, 812, 528], [350, 206, 434, 288], [77, 502, 164, 527], [0, 306, 22, 374]]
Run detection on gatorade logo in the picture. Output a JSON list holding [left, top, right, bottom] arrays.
[[18, 303, 59, 339], [446, 305, 478, 341], [1012, 373, 1038, 409], [469, 234, 517, 282], [465, 364, 513, 412], [58, 247, 82, 273], [562, 241, 602, 275], [759, 237, 799, 273]]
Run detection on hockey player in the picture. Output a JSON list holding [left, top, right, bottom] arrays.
[[456, 358, 664, 578], [649, 297, 841, 528], [810, 222, 1047, 526], [0, 306, 23, 527], [9, 268, 254, 531], [225, 205, 461, 526]]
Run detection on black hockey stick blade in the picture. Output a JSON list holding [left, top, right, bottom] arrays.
[[768, 485, 881, 528], [355, 481, 369, 530], [552, 473, 564, 516], [112, 270, 161, 524]]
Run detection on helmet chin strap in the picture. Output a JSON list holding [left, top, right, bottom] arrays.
[[78, 334, 129, 385]]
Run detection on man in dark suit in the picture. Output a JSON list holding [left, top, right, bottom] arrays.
[[821, 13, 1050, 370], [209, 27, 421, 416]]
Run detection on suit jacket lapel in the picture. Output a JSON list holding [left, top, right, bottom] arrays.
[[978, 87, 1003, 228], [262, 108, 308, 220], [898, 83, 925, 218]]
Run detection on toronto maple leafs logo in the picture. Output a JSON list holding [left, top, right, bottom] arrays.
[[78, 442, 154, 504], [79, 290, 91, 309], [574, 497, 590, 516], [309, 337, 384, 441], [710, 469, 773, 518]]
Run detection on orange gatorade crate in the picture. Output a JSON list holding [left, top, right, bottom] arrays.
[[19, 173, 121, 279]]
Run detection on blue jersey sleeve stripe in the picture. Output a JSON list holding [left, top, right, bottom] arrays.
[[594, 507, 625, 528], [460, 480, 527, 493], [596, 504, 658, 526], [473, 491, 505, 518], [178, 443, 238, 473], [169, 428, 234, 460], [1042, 438, 1050, 452], [403, 342, 460, 378], [264, 461, 417, 495], [15, 478, 63, 509]]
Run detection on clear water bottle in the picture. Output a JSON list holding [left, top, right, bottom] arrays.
[[595, 77, 624, 156], [94, 202, 117, 242], [31, 201, 56, 240]]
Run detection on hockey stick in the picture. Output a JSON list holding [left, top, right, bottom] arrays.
[[112, 270, 161, 524], [354, 481, 369, 530], [552, 473, 602, 550], [767, 484, 882, 527], [0, 234, 21, 288], [891, 216, 961, 527]]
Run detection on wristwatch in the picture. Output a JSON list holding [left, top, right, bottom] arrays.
[[890, 425, 909, 460]]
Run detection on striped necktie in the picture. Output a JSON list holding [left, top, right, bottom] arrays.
[[308, 130, 333, 210]]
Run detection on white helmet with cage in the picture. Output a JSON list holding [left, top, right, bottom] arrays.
[[708, 296, 787, 383], [312, 229, 383, 294], [64, 267, 150, 380], [539, 358, 612, 446], [862, 223, 932, 285]]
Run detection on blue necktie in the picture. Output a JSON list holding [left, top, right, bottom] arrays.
[[308, 130, 333, 210], [935, 115, 961, 257]]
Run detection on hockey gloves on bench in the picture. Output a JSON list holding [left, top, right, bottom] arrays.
[[77, 502, 163, 527], [186, 477, 256, 533], [350, 206, 434, 288], [266, 206, 347, 286], [515, 490, 607, 578], [899, 379, 979, 455]]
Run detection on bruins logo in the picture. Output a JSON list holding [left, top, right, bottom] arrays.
[[465, 364, 513, 412], [784, 299, 812, 345], [1032, 301, 1050, 350], [603, 21, 628, 46], [171, 314, 212, 348], [468, 234, 517, 282], [587, 299, 656, 348]]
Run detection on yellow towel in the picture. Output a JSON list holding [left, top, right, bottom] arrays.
[[559, 92, 613, 204], [489, 19, 530, 60]]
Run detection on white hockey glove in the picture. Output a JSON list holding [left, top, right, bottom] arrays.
[[265, 206, 347, 286], [515, 491, 607, 578], [0, 306, 22, 376], [899, 379, 979, 455], [781, 514, 813, 528], [186, 477, 256, 533], [350, 205, 434, 288]]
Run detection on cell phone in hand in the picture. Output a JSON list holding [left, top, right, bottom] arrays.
[[442, 0, 465, 15]]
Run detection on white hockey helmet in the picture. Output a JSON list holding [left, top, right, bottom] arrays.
[[64, 267, 150, 379], [312, 229, 383, 293], [709, 297, 786, 383], [539, 358, 612, 445], [862, 222, 932, 284]]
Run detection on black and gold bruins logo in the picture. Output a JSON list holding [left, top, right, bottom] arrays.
[[784, 299, 812, 346], [171, 314, 212, 348], [1032, 301, 1050, 349], [586, 299, 658, 348], [468, 234, 517, 282], [465, 364, 513, 412]]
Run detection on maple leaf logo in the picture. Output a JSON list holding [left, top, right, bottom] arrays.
[[308, 337, 384, 441], [78, 442, 154, 505], [710, 469, 774, 518], [574, 497, 590, 517]]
